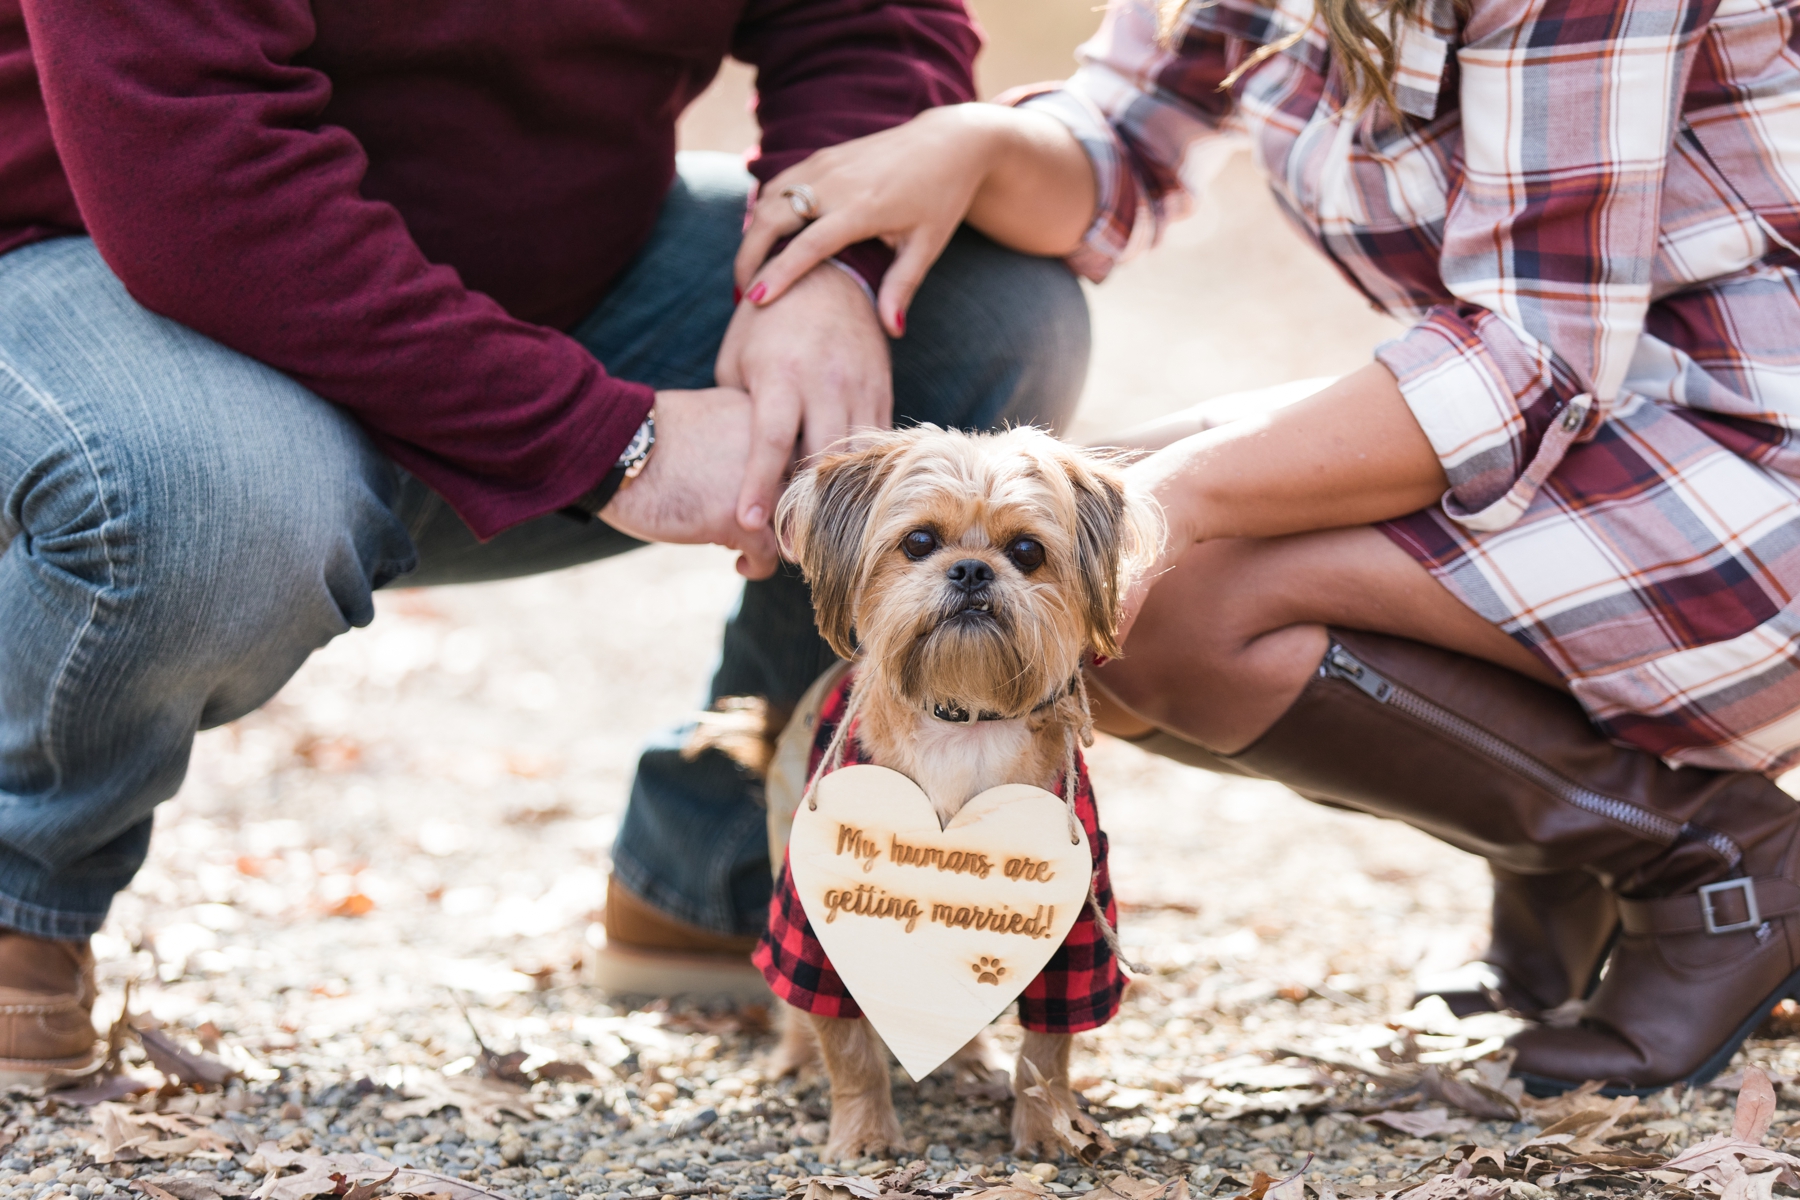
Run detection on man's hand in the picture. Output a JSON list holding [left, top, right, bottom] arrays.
[[598, 388, 781, 579], [716, 263, 892, 532]]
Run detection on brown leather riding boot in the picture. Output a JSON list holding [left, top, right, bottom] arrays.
[[1409, 866, 1617, 1018], [1126, 729, 1616, 1018], [1220, 629, 1800, 1094], [0, 931, 100, 1082]]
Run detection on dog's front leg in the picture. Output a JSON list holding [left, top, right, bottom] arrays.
[[1010, 1031, 1076, 1159], [810, 1013, 902, 1162], [768, 1001, 821, 1078]]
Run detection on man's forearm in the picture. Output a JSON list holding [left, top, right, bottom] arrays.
[[1133, 362, 1449, 547]]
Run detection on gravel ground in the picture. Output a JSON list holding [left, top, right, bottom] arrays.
[[2, 545, 1793, 1200], [3, 8, 1794, 1197]]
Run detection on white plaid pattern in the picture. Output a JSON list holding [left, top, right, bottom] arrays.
[[1020, 0, 1800, 770]]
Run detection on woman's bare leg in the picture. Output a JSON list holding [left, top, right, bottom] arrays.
[[1096, 526, 1559, 752]]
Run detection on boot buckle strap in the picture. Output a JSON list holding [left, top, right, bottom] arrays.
[[1699, 877, 1761, 935]]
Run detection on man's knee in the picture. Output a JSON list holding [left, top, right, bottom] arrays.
[[893, 227, 1091, 434], [4, 369, 414, 729]]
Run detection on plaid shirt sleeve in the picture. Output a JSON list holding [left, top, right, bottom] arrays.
[[1014, 0, 1731, 534], [1002, 0, 1236, 281], [1374, 0, 1724, 531]]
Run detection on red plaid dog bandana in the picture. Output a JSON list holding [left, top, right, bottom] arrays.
[[753, 672, 1125, 1033]]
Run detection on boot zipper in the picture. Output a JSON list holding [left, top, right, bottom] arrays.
[[1321, 642, 1742, 866]]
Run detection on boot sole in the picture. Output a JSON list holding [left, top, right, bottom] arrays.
[[584, 936, 772, 1002], [1515, 962, 1800, 1098], [0, 1048, 103, 1089]]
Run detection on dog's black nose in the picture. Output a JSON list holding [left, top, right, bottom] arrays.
[[946, 558, 994, 592]]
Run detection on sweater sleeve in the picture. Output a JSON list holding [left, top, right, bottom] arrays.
[[20, 0, 651, 540], [732, 0, 981, 290]]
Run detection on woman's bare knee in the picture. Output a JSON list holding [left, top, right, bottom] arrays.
[[1099, 541, 1325, 750], [1095, 525, 1563, 753]]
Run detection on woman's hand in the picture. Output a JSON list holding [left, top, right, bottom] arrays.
[[735, 103, 1096, 337]]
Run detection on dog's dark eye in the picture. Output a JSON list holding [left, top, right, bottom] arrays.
[[902, 529, 939, 560], [1006, 537, 1045, 572]]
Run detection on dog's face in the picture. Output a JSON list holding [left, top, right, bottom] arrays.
[[778, 426, 1160, 719]]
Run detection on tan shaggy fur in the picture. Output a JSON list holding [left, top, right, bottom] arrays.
[[771, 426, 1159, 1160]]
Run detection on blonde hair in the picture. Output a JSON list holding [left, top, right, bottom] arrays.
[[1159, 0, 1418, 115]]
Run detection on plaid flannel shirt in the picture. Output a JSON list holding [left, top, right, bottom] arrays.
[[1017, 0, 1800, 772], [1022, 0, 1800, 530], [754, 672, 1126, 1034]]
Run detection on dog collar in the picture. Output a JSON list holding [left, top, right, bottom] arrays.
[[929, 676, 1080, 725]]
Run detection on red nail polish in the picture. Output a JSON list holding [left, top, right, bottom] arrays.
[[733, 286, 743, 304], [1091, 654, 1111, 668], [894, 310, 906, 335], [747, 282, 767, 305]]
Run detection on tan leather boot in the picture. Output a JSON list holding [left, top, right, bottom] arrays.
[[1219, 629, 1800, 1094], [1125, 729, 1617, 1019], [0, 931, 100, 1083], [583, 876, 770, 1001]]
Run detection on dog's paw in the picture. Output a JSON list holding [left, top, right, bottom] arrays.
[[946, 1031, 1012, 1102], [1010, 1095, 1064, 1161], [823, 1100, 904, 1163]]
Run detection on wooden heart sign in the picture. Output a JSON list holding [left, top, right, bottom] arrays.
[[788, 763, 1091, 1080]]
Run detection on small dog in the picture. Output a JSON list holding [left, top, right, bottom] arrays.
[[757, 425, 1159, 1161]]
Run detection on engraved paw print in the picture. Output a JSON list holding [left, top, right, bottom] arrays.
[[972, 956, 1006, 985]]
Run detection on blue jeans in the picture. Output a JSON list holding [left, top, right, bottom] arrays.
[[0, 152, 1088, 940]]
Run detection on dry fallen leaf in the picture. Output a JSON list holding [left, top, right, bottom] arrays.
[[56, 1072, 155, 1106], [387, 1172, 516, 1200], [1516, 1079, 1611, 1124], [1417, 1066, 1520, 1122], [1232, 1172, 1275, 1200], [1366, 1107, 1471, 1138], [326, 893, 376, 918], [1389, 1161, 1510, 1200], [1021, 1059, 1116, 1165], [250, 1146, 402, 1200], [1736, 1065, 1778, 1142], [1516, 1091, 1662, 1169], [528, 1059, 593, 1083], [89, 1105, 234, 1164], [381, 1071, 538, 1124], [136, 1025, 237, 1088], [341, 1168, 398, 1200], [1095, 1175, 1169, 1200], [136, 1177, 251, 1200], [1661, 1068, 1800, 1194], [90, 1104, 153, 1163], [798, 1177, 885, 1200], [1262, 1170, 1307, 1200], [960, 1181, 1052, 1200]]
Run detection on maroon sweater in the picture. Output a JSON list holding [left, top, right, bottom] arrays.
[[0, 2, 978, 538]]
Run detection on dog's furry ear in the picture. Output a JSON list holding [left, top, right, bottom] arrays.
[[1064, 449, 1163, 660], [777, 436, 909, 660]]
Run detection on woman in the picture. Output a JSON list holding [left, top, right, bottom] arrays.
[[733, 0, 1800, 1092]]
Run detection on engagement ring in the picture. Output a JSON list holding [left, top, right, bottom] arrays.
[[781, 182, 820, 222]]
